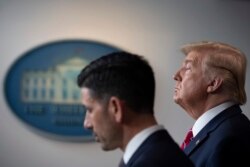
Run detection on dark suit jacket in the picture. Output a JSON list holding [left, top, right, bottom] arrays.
[[122, 129, 194, 167], [184, 105, 250, 167]]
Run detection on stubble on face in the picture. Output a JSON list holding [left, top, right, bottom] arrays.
[[94, 99, 122, 152], [82, 88, 123, 151]]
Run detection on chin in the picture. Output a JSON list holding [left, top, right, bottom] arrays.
[[101, 146, 114, 151], [101, 143, 117, 151], [173, 96, 179, 103], [101, 147, 110, 151]]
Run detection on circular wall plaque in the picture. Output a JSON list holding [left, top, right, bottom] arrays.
[[4, 40, 121, 141]]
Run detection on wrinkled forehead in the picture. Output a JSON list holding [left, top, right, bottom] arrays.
[[184, 51, 202, 66]]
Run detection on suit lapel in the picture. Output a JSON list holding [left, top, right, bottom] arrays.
[[184, 105, 242, 155]]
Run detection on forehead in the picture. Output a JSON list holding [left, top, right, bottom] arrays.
[[81, 87, 107, 107], [81, 88, 95, 104], [184, 51, 200, 65]]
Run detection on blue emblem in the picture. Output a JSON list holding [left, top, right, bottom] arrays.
[[4, 40, 121, 141]]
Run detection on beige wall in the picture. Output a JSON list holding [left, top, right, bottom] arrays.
[[1, 0, 250, 167]]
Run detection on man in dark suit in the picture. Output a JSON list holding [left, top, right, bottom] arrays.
[[173, 41, 250, 167], [77, 51, 194, 167]]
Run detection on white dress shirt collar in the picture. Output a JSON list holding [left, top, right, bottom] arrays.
[[192, 101, 235, 137], [123, 125, 164, 164]]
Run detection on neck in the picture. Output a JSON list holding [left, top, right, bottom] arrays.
[[120, 113, 157, 151], [187, 95, 233, 120]]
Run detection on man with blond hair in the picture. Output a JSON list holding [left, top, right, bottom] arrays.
[[173, 41, 250, 167]]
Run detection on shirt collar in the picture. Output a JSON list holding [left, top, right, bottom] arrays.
[[192, 101, 236, 137], [123, 125, 164, 164]]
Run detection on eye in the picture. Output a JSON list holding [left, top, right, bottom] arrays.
[[85, 107, 90, 113], [83, 105, 91, 114], [185, 63, 192, 71]]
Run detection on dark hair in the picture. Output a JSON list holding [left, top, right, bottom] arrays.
[[77, 51, 155, 114]]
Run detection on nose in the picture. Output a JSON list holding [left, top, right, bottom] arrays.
[[173, 69, 181, 81], [83, 112, 92, 129]]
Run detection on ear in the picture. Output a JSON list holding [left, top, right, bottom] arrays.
[[108, 96, 124, 123], [207, 77, 223, 93]]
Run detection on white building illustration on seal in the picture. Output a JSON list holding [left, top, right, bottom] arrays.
[[21, 56, 88, 104]]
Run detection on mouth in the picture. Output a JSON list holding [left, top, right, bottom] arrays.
[[173, 87, 180, 97]]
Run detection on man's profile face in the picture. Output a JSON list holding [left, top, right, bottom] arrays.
[[81, 87, 121, 151]]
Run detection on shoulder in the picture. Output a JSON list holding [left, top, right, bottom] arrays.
[[129, 130, 194, 167]]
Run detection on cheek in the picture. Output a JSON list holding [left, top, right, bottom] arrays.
[[102, 115, 117, 135], [180, 78, 201, 97], [181, 78, 195, 91], [185, 79, 207, 97], [93, 113, 109, 128], [90, 112, 101, 128]]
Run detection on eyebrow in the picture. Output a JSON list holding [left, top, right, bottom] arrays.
[[183, 59, 194, 65], [184, 56, 199, 67]]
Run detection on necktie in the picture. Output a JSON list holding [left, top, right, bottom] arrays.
[[180, 128, 193, 150]]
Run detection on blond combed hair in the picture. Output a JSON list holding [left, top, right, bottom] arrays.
[[181, 41, 247, 105]]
